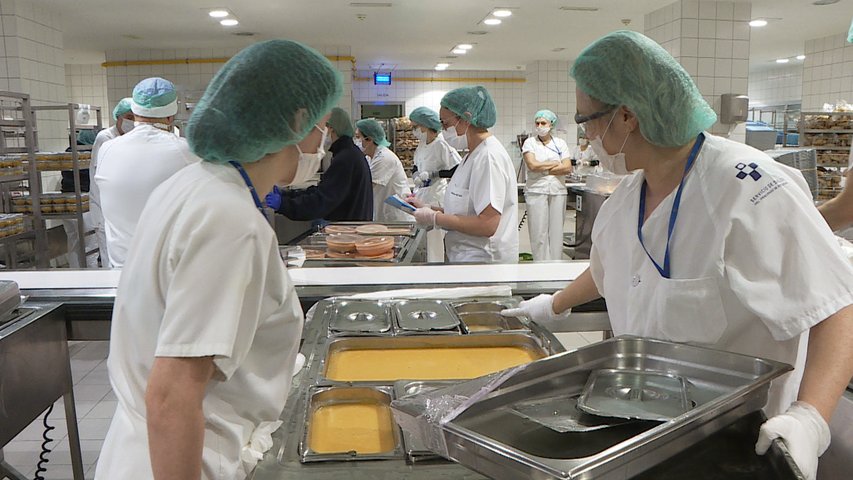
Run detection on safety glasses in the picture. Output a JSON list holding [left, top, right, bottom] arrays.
[[575, 106, 617, 133]]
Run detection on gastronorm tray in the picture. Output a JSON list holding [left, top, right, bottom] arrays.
[[328, 299, 392, 335], [394, 299, 459, 332]]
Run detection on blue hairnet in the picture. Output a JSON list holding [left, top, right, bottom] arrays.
[[440, 86, 497, 129], [355, 119, 390, 148], [534, 109, 558, 126], [187, 39, 343, 164], [131, 77, 178, 117], [112, 97, 132, 121], [326, 107, 354, 138], [76, 129, 97, 145], [571, 30, 717, 147], [409, 106, 441, 131]]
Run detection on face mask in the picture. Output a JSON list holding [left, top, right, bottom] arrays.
[[413, 128, 427, 143], [323, 131, 334, 150], [579, 138, 588, 147], [536, 126, 551, 137], [314, 125, 328, 159], [354, 138, 364, 151], [118, 119, 134, 134], [589, 110, 631, 176], [443, 118, 469, 149], [291, 145, 323, 185]]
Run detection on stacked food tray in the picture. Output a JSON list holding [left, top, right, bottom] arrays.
[[20, 152, 91, 171], [298, 222, 417, 263], [11, 193, 90, 214], [0, 214, 25, 238], [0, 156, 24, 178], [799, 111, 852, 201], [392, 117, 416, 171]]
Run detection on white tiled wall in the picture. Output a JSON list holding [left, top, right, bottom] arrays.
[[524, 60, 578, 146], [104, 45, 354, 127], [352, 69, 526, 163], [802, 33, 853, 111], [645, 0, 751, 142], [65, 64, 109, 126], [0, 0, 68, 152], [747, 64, 803, 108]]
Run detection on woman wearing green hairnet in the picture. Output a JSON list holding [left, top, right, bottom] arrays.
[[407, 86, 519, 263], [503, 31, 853, 479], [95, 40, 342, 480]]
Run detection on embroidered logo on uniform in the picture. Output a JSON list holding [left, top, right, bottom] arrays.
[[735, 162, 761, 181]]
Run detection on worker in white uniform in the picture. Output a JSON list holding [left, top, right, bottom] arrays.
[[95, 39, 342, 480], [502, 31, 853, 480], [408, 86, 519, 263], [354, 118, 412, 223], [95, 77, 198, 268], [570, 136, 597, 164], [409, 106, 461, 261], [521, 109, 572, 261], [87, 97, 134, 267]]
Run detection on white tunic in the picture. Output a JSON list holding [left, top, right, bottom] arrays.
[[96, 161, 303, 480], [368, 145, 412, 223], [89, 125, 119, 266], [590, 133, 853, 416], [95, 124, 198, 267], [521, 135, 569, 195], [413, 133, 461, 207], [444, 136, 519, 263]]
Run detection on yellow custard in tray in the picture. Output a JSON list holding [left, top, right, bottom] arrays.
[[324, 346, 543, 382], [308, 401, 396, 454]]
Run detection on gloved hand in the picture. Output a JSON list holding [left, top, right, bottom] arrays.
[[265, 186, 282, 210], [413, 171, 432, 188], [406, 195, 427, 209], [413, 207, 437, 227], [500, 293, 571, 323], [755, 401, 830, 480]]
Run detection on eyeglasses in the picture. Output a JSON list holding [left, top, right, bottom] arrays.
[[440, 115, 460, 129], [575, 106, 616, 132]]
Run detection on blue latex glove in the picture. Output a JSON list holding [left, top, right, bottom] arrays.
[[265, 186, 282, 210]]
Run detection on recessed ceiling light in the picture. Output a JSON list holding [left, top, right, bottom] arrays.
[[435, 63, 449, 71], [484, 18, 502, 25], [493, 9, 512, 17], [796, 55, 806, 60], [208, 10, 229, 18], [467, 31, 489, 35], [457, 44, 473, 50], [220, 19, 239, 26], [559, 6, 599, 12], [749, 19, 768, 27], [452, 48, 467, 54], [776, 58, 789, 63]]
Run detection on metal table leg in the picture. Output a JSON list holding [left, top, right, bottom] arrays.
[[0, 448, 29, 480], [64, 387, 86, 479]]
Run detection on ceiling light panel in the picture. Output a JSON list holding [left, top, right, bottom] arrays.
[[484, 18, 502, 25], [208, 9, 229, 18]]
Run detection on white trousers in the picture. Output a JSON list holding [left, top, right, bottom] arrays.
[[525, 192, 567, 261], [426, 227, 445, 262]]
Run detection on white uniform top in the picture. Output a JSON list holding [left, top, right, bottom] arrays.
[[590, 133, 853, 416], [369, 145, 412, 222], [521, 135, 569, 195], [444, 135, 519, 263], [90, 126, 118, 212], [95, 124, 198, 268], [570, 144, 597, 163], [413, 132, 461, 207], [96, 162, 303, 480]]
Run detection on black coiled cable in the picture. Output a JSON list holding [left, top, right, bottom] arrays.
[[517, 210, 527, 231], [33, 404, 55, 480]]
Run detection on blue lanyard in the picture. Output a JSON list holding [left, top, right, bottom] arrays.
[[539, 137, 562, 157], [637, 133, 705, 279], [228, 161, 265, 215]]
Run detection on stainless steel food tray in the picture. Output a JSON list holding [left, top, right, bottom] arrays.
[[323, 221, 418, 237], [394, 299, 459, 333], [394, 381, 459, 463], [457, 312, 528, 333], [300, 386, 403, 463], [391, 335, 793, 480], [577, 369, 693, 421], [328, 299, 392, 335]]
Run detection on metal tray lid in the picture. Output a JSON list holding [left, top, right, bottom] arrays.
[[390, 336, 793, 480], [394, 299, 459, 331], [0, 280, 21, 322], [330, 300, 391, 333]]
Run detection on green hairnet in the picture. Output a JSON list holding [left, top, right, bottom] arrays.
[[571, 30, 717, 147], [534, 109, 558, 126], [76, 129, 97, 145], [848, 17, 852, 43], [187, 39, 343, 164], [355, 119, 390, 148], [112, 97, 132, 121], [440, 86, 497, 129], [409, 106, 441, 131], [326, 107, 354, 137]]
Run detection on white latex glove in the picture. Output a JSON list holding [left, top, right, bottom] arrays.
[[240, 420, 283, 469], [413, 207, 437, 227], [500, 293, 571, 323], [755, 401, 830, 480]]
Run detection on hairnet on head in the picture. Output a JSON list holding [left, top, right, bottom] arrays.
[[326, 107, 354, 138], [355, 119, 390, 147], [131, 77, 178, 117], [848, 17, 852, 43], [112, 97, 133, 121], [76, 129, 97, 145], [187, 39, 343, 164], [534, 109, 558, 126], [440, 86, 497, 129], [571, 30, 717, 147], [409, 106, 442, 131]]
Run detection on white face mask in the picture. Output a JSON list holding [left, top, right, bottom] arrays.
[[589, 111, 631, 176], [413, 128, 428, 143], [118, 119, 134, 134], [579, 138, 588, 147], [323, 131, 334, 150], [291, 145, 323, 185], [443, 118, 468, 149], [315, 125, 328, 159], [354, 137, 364, 151], [536, 126, 551, 137]]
